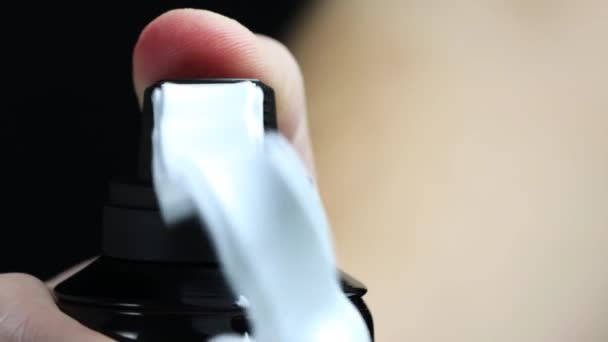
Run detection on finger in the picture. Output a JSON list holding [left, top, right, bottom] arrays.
[[45, 257, 97, 289], [0, 273, 113, 342], [132, 9, 314, 172]]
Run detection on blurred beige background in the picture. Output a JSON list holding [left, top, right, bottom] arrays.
[[286, 1, 608, 341]]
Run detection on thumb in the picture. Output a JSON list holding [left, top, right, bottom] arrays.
[[0, 273, 113, 342]]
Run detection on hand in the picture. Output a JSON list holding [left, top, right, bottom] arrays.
[[0, 8, 312, 342], [0, 273, 111, 341]]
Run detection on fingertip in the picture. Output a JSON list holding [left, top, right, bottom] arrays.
[[132, 8, 262, 104], [131, 8, 314, 172]]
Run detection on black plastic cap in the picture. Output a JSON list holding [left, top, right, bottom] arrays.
[[102, 79, 277, 263]]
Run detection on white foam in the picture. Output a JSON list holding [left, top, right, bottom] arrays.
[[151, 81, 371, 342]]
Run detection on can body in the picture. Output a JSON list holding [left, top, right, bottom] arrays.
[[55, 256, 374, 341]]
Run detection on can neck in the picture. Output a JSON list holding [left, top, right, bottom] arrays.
[[101, 181, 220, 263]]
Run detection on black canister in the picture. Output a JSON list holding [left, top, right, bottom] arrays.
[[54, 79, 374, 341]]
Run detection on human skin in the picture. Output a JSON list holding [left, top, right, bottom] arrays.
[[289, 1, 608, 341]]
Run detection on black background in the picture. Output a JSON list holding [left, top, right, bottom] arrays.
[[0, 1, 311, 279]]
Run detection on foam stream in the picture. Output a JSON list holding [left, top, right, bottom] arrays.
[[151, 81, 371, 342]]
